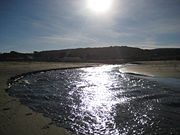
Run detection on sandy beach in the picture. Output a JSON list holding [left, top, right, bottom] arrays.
[[0, 62, 101, 135], [120, 60, 180, 78], [1, 61, 180, 135]]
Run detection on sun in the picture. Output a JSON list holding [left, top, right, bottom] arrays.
[[87, 0, 113, 13]]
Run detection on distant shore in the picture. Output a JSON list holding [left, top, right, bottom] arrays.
[[119, 60, 180, 78], [0, 62, 101, 135]]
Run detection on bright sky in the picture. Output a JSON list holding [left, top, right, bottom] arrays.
[[0, 0, 180, 52]]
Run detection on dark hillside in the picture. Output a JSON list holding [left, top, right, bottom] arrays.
[[0, 46, 180, 63]]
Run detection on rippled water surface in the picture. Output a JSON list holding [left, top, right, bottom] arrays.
[[8, 65, 180, 135]]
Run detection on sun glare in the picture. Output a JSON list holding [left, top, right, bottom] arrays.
[[87, 0, 113, 13]]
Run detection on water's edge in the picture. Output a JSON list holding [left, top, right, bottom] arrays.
[[7, 65, 180, 135]]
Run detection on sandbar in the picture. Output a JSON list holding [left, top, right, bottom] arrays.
[[119, 60, 180, 78]]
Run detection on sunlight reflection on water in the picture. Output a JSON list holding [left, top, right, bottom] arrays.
[[74, 65, 129, 134], [8, 65, 180, 135]]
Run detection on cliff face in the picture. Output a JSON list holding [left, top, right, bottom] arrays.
[[0, 46, 180, 63]]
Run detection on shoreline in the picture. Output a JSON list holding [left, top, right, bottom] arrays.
[[0, 62, 101, 135], [1, 61, 179, 135], [7, 65, 98, 88], [120, 60, 180, 78]]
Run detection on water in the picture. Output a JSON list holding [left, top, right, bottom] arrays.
[[8, 65, 180, 135]]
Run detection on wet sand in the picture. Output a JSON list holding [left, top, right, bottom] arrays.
[[119, 60, 180, 78], [0, 62, 101, 135]]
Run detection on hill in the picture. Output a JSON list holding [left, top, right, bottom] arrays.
[[0, 46, 180, 63]]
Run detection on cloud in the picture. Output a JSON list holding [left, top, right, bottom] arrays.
[[40, 34, 98, 44], [149, 19, 180, 34], [29, 0, 180, 49], [131, 39, 180, 49]]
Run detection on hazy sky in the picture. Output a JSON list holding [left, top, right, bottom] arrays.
[[0, 0, 180, 52]]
